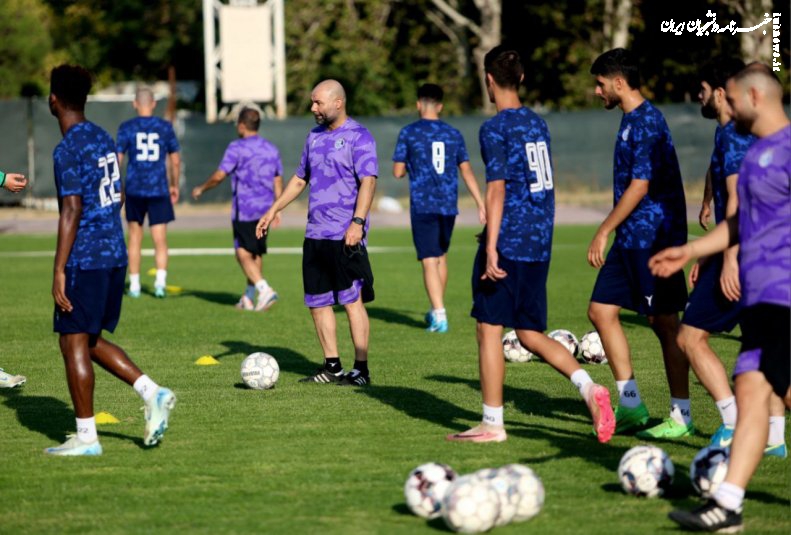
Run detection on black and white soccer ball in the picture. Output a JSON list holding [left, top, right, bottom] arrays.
[[240, 352, 279, 390], [502, 330, 533, 363], [579, 330, 608, 364], [690, 446, 729, 498], [548, 329, 579, 358], [618, 445, 674, 498], [404, 462, 457, 519], [497, 464, 544, 523], [441, 474, 501, 533]]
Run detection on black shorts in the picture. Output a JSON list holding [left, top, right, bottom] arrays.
[[302, 238, 374, 308], [233, 220, 267, 256], [53, 266, 126, 335], [410, 211, 456, 260], [733, 303, 790, 398]]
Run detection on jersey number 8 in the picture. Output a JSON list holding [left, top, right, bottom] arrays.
[[432, 141, 445, 175]]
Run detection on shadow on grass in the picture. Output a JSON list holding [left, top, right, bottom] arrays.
[[214, 341, 318, 377], [366, 306, 425, 329], [182, 289, 239, 307]]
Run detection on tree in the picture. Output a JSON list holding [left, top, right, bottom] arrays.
[[0, 0, 53, 97], [720, 0, 774, 63]]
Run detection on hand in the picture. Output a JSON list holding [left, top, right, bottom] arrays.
[[344, 221, 363, 247], [481, 248, 507, 281], [648, 245, 690, 278], [688, 261, 701, 288], [477, 205, 487, 225], [170, 186, 180, 204], [256, 209, 276, 238], [191, 186, 203, 201], [720, 254, 741, 302], [52, 270, 73, 313], [3, 173, 27, 192], [587, 230, 608, 268], [699, 203, 711, 231]]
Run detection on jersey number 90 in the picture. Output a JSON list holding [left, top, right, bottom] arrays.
[[98, 153, 121, 208], [136, 132, 160, 162], [525, 141, 553, 192]]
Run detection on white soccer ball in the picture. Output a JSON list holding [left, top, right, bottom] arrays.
[[240, 352, 279, 390], [441, 474, 501, 533], [579, 330, 608, 364], [500, 463, 544, 522], [472, 468, 517, 526], [548, 329, 579, 358], [502, 330, 533, 363], [690, 446, 729, 498], [404, 462, 457, 519], [618, 445, 674, 498]]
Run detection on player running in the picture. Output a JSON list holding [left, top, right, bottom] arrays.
[[47, 65, 175, 456], [446, 46, 614, 444], [393, 83, 486, 333]]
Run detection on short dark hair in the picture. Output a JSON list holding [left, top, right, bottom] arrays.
[[238, 107, 260, 132], [590, 48, 641, 89], [699, 56, 746, 90], [50, 64, 92, 111], [484, 45, 523, 90], [417, 83, 444, 104]]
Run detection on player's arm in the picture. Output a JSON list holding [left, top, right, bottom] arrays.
[[649, 215, 738, 278], [699, 167, 713, 230], [344, 175, 376, 247], [0, 171, 28, 192], [168, 152, 181, 204], [393, 162, 406, 179], [482, 179, 507, 281], [191, 169, 227, 200], [719, 173, 741, 301], [459, 161, 486, 225], [587, 177, 649, 268], [52, 195, 82, 312], [269, 175, 285, 229], [256, 175, 307, 237]]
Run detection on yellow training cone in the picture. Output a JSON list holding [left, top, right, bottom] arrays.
[[95, 411, 120, 424], [146, 267, 157, 276], [166, 285, 183, 295], [195, 355, 220, 366]]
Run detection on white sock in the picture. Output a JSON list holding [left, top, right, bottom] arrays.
[[716, 396, 737, 427], [76, 416, 98, 443], [129, 274, 141, 292], [713, 482, 745, 511], [255, 279, 271, 294], [482, 403, 504, 427], [434, 308, 447, 322], [155, 269, 167, 288], [133, 375, 159, 402], [570, 369, 594, 398], [768, 416, 786, 446], [670, 398, 692, 426], [616, 379, 642, 408]]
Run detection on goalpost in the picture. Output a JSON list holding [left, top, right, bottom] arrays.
[[202, 0, 286, 123]]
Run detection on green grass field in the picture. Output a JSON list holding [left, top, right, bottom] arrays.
[[0, 225, 788, 534]]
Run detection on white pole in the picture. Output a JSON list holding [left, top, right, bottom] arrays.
[[203, 0, 218, 123], [273, 0, 287, 119]]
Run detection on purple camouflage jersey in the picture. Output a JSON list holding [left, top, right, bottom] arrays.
[[219, 136, 283, 222], [737, 124, 791, 308], [295, 118, 378, 240]]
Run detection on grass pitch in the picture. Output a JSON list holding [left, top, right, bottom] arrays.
[[0, 226, 788, 534]]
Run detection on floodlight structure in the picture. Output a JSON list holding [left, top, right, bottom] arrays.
[[203, 0, 286, 122]]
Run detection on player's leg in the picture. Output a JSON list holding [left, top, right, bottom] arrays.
[[234, 220, 276, 311], [235, 246, 260, 310], [300, 305, 345, 383], [413, 213, 448, 331], [765, 393, 787, 457], [150, 223, 168, 297], [338, 295, 371, 386], [422, 256, 447, 332], [127, 221, 144, 297]]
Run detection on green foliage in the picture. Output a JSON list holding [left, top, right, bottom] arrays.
[[0, 0, 53, 97]]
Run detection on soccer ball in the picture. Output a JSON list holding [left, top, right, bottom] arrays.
[[240, 352, 279, 390], [548, 329, 579, 358], [502, 330, 533, 363], [690, 446, 729, 498], [472, 468, 518, 526], [501, 464, 544, 522], [579, 330, 608, 364], [618, 445, 674, 498], [404, 463, 457, 519], [441, 474, 501, 533]]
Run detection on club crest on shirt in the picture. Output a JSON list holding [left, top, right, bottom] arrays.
[[758, 149, 773, 168], [335, 138, 345, 149], [621, 125, 631, 141]]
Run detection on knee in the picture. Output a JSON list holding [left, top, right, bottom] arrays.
[[676, 327, 702, 354], [588, 303, 610, 327]]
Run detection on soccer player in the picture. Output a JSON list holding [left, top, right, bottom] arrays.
[[47, 65, 175, 456], [192, 107, 282, 311], [256, 80, 377, 387], [587, 48, 691, 439], [653, 65, 790, 533], [117, 86, 181, 298], [393, 83, 486, 333], [446, 46, 614, 444]]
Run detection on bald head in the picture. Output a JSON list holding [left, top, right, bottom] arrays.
[[134, 86, 156, 116], [310, 79, 347, 129], [726, 63, 789, 137]]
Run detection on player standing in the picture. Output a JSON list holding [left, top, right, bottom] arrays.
[[47, 65, 175, 455], [117, 87, 181, 298], [192, 107, 282, 311], [587, 48, 691, 439], [446, 46, 614, 444], [393, 83, 486, 333], [653, 65, 790, 533], [256, 80, 377, 387]]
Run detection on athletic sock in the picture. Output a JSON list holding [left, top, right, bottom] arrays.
[[713, 482, 745, 511], [716, 396, 737, 427], [670, 398, 692, 426], [324, 357, 342, 373], [155, 269, 167, 288], [570, 369, 594, 398], [76, 416, 98, 443], [133, 374, 159, 402], [129, 273, 141, 292], [768, 416, 786, 446], [245, 284, 256, 301], [433, 308, 447, 322], [352, 360, 368, 374], [255, 279, 271, 294], [616, 379, 642, 408], [482, 403, 504, 427]]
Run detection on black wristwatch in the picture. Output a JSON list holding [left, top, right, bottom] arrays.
[[351, 216, 365, 226]]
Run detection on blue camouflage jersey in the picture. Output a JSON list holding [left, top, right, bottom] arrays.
[[709, 121, 756, 223], [612, 100, 687, 250], [479, 107, 554, 262], [393, 118, 469, 215], [54, 121, 127, 269], [116, 116, 180, 197]]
